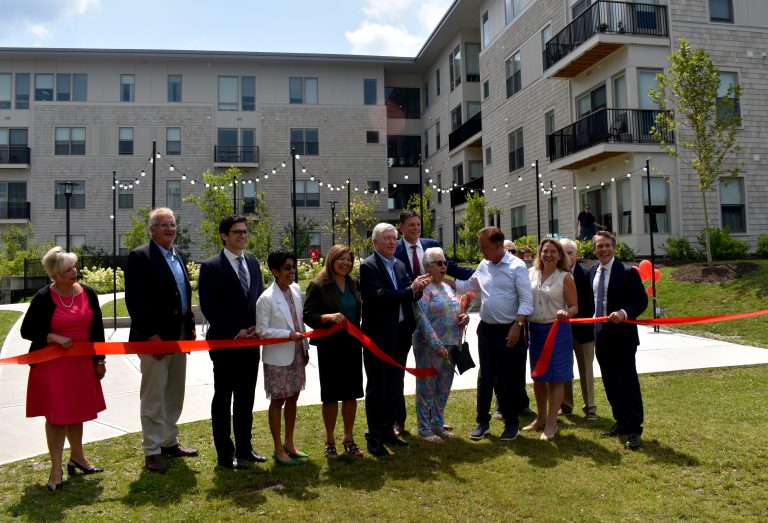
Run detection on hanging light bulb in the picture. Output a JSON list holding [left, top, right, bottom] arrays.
[[134, 178, 140, 185], [428, 178, 433, 184], [518, 175, 522, 181], [627, 173, 631, 178], [611, 177, 615, 182], [281, 161, 286, 168], [295, 154, 300, 160], [393, 183, 398, 188], [190, 180, 195, 185], [141, 169, 146, 177], [264, 174, 269, 179], [182, 174, 187, 180], [302, 168, 306, 173], [504, 182, 508, 188], [205, 183, 210, 188], [156, 152, 161, 159], [310, 174, 315, 181], [404, 174, 409, 180], [271, 168, 277, 174], [169, 164, 175, 172]]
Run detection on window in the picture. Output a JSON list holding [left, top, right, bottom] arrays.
[[166, 180, 181, 209], [364, 79, 377, 105], [541, 24, 552, 52], [34, 73, 53, 101], [217, 128, 238, 158], [241, 76, 255, 111], [435, 121, 441, 149], [435, 69, 441, 96], [289, 77, 318, 104], [548, 197, 559, 235], [469, 161, 483, 180], [510, 205, 527, 239], [544, 110, 555, 156], [367, 181, 381, 193], [72, 74, 87, 101], [0, 182, 28, 219], [168, 75, 182, 102], [241, 129, 256, 162], [166, 127, 181, 155], [485, 146, 492, 166], [15, 73, 29, 109], [119, 234, 129, 256], [290, 128, 319, 156], [505, 0, 522, 24], [118, 127, 134, 155], [218, 76, 238, 111], [387, 135, 420, 167], [483, 80, 490, 99], [55, 127, 85, 155], [385, 87, 420, 119], [56, 74, 71, 101], [450, 45, 462, 91], [508, 127, 524, 172], [467, 101, 481, 119], [505, 52, 521, 98], [617, 178, 632, 234], [55, 234, 85, 249], [577, 84, 607, 117], [717, 71, 740, 122], [120, 74, 134, 102], [719, 178, 745, 233], [643, 177, 670, 233], [0, 74, 10, 109], [292, 180, 320, 207], [572, 0, 589, 18], [451, 105, 462, 131], [613, 73, 627, 107], [424, 81, 429, 109], [118, 183, 133, 209], [482, 12, 490, 47], [307, 232, 321, 257], [0, 128, 28, 163], [366, 130, 380, 144], [709, 0, 733, 22], [54, 181, 85, 209], [423, 131, 429, 158], [452, 163, 464, 185], [437, 173, 442, 203]]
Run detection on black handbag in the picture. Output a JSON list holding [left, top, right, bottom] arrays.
[[450, 330, 475, 375]]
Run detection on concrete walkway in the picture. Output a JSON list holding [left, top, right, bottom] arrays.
[[1, 299, 767, 465]]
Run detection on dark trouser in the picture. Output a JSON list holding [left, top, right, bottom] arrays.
[[595, 342, 643, 434], [364, 328, 412, 443], [210, 349, 260, 461], [476, 321, 521, 428]]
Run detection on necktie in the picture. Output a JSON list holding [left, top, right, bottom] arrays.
[[411, 245, 421, 276], [595, 266, 606, 336], [236, 256, 249, 296]]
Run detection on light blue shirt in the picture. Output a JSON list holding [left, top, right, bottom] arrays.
[[155, 241, 190, 316], [456, 251, 533, 324]]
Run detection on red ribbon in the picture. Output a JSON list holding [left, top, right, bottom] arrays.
[[531, 309, 768, 378], [0, 321, 437, 378]]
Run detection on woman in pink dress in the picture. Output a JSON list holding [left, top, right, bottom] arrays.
[[21, 247, 107, 491]]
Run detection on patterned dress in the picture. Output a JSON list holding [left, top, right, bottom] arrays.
[[263, 288, 307, 400], [413, 281, 461, 437]]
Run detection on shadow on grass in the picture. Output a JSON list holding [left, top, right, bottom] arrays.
[[8, 476, 104, 522], [120, 457, 198, 508]]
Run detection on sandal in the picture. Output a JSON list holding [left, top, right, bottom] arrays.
[[324, 442, 338, 459], [342, 440, 364, 457]]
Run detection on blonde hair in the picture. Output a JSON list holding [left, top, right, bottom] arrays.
[[42, 246, 77, 279]]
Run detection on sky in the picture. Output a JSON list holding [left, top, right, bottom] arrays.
[[0, 0, 454, 57]]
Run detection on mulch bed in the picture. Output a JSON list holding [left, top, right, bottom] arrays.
[[669, 262, 758, 284]]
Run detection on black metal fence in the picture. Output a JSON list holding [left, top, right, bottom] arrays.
[[214, 145, 259, 163], [448, 111, 482, 151], [0, 145, 31, 164]]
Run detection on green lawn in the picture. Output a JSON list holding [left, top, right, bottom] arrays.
[[1, 366, 767, 521], [0, 310, 22, 349]]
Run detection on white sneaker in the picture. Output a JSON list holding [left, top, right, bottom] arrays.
[[433, 427, 457, 439], [418, 433, 444, 443]]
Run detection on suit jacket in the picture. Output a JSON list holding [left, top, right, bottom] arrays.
[[125, 241, 195, 342], [359, 252, 421, 352], [255, 282, 305, 366], [588, 259, 648, 348], [198, 251, 264, 356], [571, 262, 595, 344], [303, 276, 362, 348], [395, 237, 475, 281]]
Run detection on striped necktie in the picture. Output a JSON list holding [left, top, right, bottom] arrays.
[[236, 256, 249, 296]]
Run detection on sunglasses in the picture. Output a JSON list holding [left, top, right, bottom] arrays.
[[431, 260, 447, 267], [507, 249, 518, 254]]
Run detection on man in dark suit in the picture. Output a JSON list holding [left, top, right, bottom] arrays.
[[125, 207, 198, 474], [560, 238, 597, 420], [360, 222, 430, 457], [589, 231, 648, 449], [198, 215, 266, 469]]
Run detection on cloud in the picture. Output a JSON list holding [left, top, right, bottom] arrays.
[[361, 0, 415, 21], [0, 0, 100, 43], [28, 24, 53, 40], [418, 1, 453, 31], [345, 21, 424, 56]]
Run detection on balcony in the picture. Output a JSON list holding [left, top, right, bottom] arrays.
[[547, 108, 673, 170], [448, 111, 482, 151], [450, 176, 484, 207], [0, 202, 31, 220], [214, 146, 259, 167], [543, 1, 668, 78], [0, 146, 31, 167]]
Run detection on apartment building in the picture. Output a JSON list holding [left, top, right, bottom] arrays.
[[1, 0, 766, 258]]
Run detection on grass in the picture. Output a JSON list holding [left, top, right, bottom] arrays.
[[640, 260, 768, 348], [0, 310, 22, 348], [1, 365, 767, 521]]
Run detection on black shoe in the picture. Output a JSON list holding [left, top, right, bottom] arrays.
[[238, 450, 268, 463], [161, 444, 199, 457], [519, 407, 537, 418], [46, 468, 63, 491], [216, 458, 235, 469], [470, 422, 491, 441], [499, 424, 519, 441], [234, 458, 251, 469], [383, 435, 409, 447], [367, 441, 390, 457], [624, 433, 642, 450], [67, 460, 103, 475], [601, 425, 622, 437]]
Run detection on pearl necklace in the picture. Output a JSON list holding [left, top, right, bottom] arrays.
[[52, 284, 75, 309]]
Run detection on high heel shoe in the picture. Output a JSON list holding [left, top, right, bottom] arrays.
[[47, 468, 63, 491], [67, 460, 104, 475]]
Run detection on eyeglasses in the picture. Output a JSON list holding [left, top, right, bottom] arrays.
[[507, 249, 518, 254], [230, 229, 248, 236], [431, 260, 447, 267], [281, 264, 296, 271]]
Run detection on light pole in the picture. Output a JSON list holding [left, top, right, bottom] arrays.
[[328, 200, 338, 245], [534, 159, 541, 244], [346, 179, 351, 246], [451, 186, 457, 259], [549, 180, 555, 236], [643, 158, 659, 332], [418, 154, 426, 221], [151, 140, 157, 209], [291, 147, 298, 255], [111, 171, 117, 330], [233, 177, 238, 214], [62, 181, 74, 252]]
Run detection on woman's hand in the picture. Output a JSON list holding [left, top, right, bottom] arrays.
[[322, 313, 346, 324], [436, 346, 449, 360], [556, 308, 571, 321], [456, 314, 469, 328], [289, 331, 303, 342], [94, 362, 106, 380], [48, 333, 72, 349]]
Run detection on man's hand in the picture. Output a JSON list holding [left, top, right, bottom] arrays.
[[608, 310, 626, 323], [147, 335, 166, 360], [506, 323, 522, 348]]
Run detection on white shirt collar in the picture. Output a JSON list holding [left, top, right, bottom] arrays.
[[223, 247, 245, 262]]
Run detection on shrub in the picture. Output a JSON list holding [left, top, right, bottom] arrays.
[[575, 239, 596, 259], [80, 266, 124, 293], [661, 236, 704, 261], [757, 234, 768, 258], [186, 261, 199, 290], [614, 242, 636, 261], [697, 228, 749, 260]]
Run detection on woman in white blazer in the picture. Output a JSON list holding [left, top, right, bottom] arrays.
[[256, 250, 309, 466]]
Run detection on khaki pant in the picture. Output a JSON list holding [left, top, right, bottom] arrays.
[[562, 339, 596, 415], [139, 352, 187, 455]]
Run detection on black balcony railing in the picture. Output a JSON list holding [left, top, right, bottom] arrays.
[[547, 108, 673, 163], [214, 145, 259, 163], [0, 202, 31, 219], [543, 1, 668, 70], [451, 176, 484, 207], [449, 111, 482, 151], [0, 146, 31, 165]]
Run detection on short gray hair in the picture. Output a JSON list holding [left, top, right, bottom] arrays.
[[560, 238, 577, 251], [149, 207, 176, 227], [42, 246, 77, 279], [423, 247, 445, 267], [372, 222, 396, 241]]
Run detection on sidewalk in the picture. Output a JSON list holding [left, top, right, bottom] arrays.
[[2, 300, 767, 465]]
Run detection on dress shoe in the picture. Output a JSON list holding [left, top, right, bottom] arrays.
[[393, 423, 409, 437], [624, 433, 642, 450], [216, 458, 235, 469], [383, 435, 409, 447], [470, 422, 491, 441], [585, 412, 598, 421], [67, 460, 104, 475], [272, 452, 298, 467], [367, 441, 390, 457], [145, 454, 168, 474], [238, 450, 268, 463], [234, 458, 252, 469], [283, 445, 309, 459], [161, 444, 199, 458], [600, 425, 622, 437], [47, 468, 63, 491]]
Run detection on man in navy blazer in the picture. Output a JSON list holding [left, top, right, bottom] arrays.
[[198, 215, 266, 469], [589, 231, 648, 450], [360, 222, 430, 456]]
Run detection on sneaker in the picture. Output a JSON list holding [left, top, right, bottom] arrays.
[[433, 427, 457, 439], [499, 424, 519, 441], [470, 423, 491, 441], [585, 412, 598, 421], [418, 433, 444, 443]]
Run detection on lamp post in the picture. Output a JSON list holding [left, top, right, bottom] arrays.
[[233, 177, 238, 214], [643, 158, 659, 332], [533, 159, 541, 244], [549, 180, 555, 236], [61, 181, 74, 252], [111, 171, 117, 330], [418, 154, 425, 221], [151, 140, 157, 209], [291, 147, 298, 255], [328, 200, 338, 245], [346, 179, 351, 246], [451, 186, 457, 259]]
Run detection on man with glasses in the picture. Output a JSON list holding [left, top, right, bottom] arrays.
[[577, 204, 598, 240], [198, 215, 266, 469], [503, 240, 526, 261], [126, 207, 198, 474]]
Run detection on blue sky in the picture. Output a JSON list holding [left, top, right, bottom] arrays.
[[0, 0, 454, 56]]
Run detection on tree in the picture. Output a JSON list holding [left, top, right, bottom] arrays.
[[0, 224, 45, 277], [405, 184, 434, 239], [123, 206, 192, 258], [280, 214, 319, 257], [247, 192, 275, 263], [457, 193, 485, 263], [327, 192, 380, 256], [184, 167, 241, 257], [649, 38, 742, 264]]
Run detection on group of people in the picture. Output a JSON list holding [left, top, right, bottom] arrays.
[[21, 206, 648, 490]]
